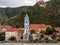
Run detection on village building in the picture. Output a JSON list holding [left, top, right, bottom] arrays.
[[5, 28, 18, 41], [17, 28, 24, 40], [0, 14, 57, 41], [29, 24, 47, 33], [0, 25, 12, 32], [54, 27, 60, 32], [0, 14, 48, 41], [37, 0, 47, 8]]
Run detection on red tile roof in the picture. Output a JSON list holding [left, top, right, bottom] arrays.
[[17, 28, 24, 33], [6, 28, 17, 32], [29, 24, 46, 33], [29, 24, 46, 28], [5, 24, 46, 32], [6, 28, 24, 32]]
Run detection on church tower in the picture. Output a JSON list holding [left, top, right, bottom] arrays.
[[23, 14, 29, 40]]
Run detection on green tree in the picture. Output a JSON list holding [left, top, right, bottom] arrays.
[[40, 29, 45, 33], [51, 34, 56, 39], [0, 32, 5, 41], [45, 27, 56, 35], [9, 36, 16, 41], [30, 30, 36, 34]]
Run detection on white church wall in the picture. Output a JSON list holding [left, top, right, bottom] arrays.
[[5, 31, 18, 41]]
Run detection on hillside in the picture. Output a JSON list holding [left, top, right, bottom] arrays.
[[0, 0, 60, 28]]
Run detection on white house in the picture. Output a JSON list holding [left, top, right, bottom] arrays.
[[5, 28, 18, 41]]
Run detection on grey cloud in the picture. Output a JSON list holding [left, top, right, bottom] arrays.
[[0, 0, 49, 7]]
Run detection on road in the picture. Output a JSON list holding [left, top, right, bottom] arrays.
[[0, 43, 60, 45]]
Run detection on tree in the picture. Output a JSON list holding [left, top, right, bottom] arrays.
[[30, 30, 36, 34], [29, 34, 33, 41], [40, 29, 45, 33], [9, 36, 16, 41], [45, 27, 56, 35], [40, 34, 44, 38], [0, 32, 5, 41], [51, 34, 56, 39]]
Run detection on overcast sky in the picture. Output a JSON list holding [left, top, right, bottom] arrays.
[[0, 0, 49, 7]]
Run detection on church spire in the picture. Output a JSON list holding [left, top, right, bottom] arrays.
[[23, 14, 29, 40]]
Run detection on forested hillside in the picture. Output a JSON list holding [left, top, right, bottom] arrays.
[[0, 0, 60, 28]]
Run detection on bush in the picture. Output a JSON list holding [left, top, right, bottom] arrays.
[[45, 27, 56, 35], [46, 40, 57, 43], [0, 32, 5, 41], [9, 36, 16, 41], [39, 40, 46, 43], [20, 36, 23, 39], [29, 35, 33, 41], [30, 30, 36, 34], [32, 39, 38, 43], [51, 34, 56, 39]]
